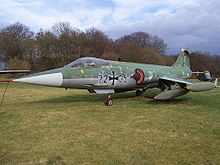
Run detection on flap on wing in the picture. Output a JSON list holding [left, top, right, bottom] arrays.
[[159, 77, 192, 85]]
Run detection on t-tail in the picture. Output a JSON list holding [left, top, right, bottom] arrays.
[[172, 48, 192, 78]]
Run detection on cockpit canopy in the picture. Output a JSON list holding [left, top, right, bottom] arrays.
[[66, 57, 110, 68]]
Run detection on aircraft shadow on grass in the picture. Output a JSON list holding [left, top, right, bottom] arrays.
[[29, 92, 135, 104], [28, 92, 191, 105]]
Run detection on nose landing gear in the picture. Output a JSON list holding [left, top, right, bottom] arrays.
[[104, 94, 113, 106]]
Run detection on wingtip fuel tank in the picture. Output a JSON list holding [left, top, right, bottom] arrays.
[[186, 82, 216, 92]]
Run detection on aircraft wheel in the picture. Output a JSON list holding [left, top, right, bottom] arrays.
[[108, 99, 113, 106], [104, 98, 113, 106], [135, 89, 142, 96], [104, 95, 113, 106], [104, 94, 113, 106]]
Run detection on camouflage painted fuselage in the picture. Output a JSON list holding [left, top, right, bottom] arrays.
[[61, 61, 191, 92]]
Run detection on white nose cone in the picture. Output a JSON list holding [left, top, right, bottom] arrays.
[[13, 73, 63, 87]]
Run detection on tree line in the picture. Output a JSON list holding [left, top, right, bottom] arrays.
[[0, 22, 220, 77]]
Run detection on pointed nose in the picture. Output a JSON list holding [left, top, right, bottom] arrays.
[[13, 68, 63, 87]]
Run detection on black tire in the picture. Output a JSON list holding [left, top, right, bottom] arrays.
[[108, 99, 113, 106], [135, 90, 142, 96]]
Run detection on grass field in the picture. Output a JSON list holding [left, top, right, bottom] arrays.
[[0, 82, 220, 165]]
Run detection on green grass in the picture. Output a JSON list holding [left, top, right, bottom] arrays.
[[0, 83, 220, 165]]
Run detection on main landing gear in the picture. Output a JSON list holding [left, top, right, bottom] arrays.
[[135, 89, 143, 97], [104, 94, 113, 106]]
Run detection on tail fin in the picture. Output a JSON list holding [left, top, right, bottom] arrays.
[[172, 48, 190, 68]]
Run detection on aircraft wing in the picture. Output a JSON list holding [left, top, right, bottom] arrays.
[[159, 77, 217, 91], [159, 77, 192, 85], [0, 70, 30, 74]]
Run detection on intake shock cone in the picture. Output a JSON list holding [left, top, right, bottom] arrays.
[[131, 68, 145, 85]]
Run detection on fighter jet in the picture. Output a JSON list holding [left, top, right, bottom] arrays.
[[13, 48, 219, 106]]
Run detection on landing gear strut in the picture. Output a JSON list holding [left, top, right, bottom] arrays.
[[104, 94, 113, 106]]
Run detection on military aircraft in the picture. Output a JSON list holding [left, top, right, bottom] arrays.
[[13, 48, 219, 106]]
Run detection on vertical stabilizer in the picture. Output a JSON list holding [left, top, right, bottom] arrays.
[[172, 48, 190, 68]]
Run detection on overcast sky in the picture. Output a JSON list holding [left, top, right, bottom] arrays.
[[0, 0, 220, 55]]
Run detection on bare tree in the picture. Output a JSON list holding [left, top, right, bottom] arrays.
[[150, 35, 167, 54], [116, 32, 167, 54], [84, 27, 111, 57], [0, 22, 34, 68], [1, 22, 219, 77]]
